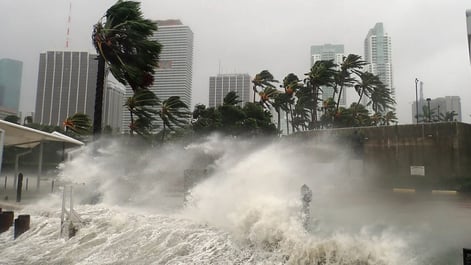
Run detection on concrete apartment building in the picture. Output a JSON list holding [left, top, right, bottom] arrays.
[[364, 23, 394, 105], [208, 74, 251, 108], [34, 51, 124, 131]]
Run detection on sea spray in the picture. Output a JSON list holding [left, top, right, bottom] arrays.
[[2, 134, 467, 264]]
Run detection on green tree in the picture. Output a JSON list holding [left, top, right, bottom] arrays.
[[281, 73, 302, 134], [304, 60, 337, 129], [125, 89, 159, 136], [252, 70, 278, 102], [383, 111, 398, 125], [92, 0, 162, 135], [443, 111, 458, 121], [63, 113, 92, 135], [334, 54, 367, 114], [223, 91, 242, 106], [158, 96, 190, 141]]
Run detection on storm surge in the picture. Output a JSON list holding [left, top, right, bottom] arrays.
[[0, 134, 465, 264]]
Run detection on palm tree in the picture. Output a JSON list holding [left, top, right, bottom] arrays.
[[252, 70, 278, 102], [368, 83, 395, 113], [334, 54, 367, 113], [443, 111, 458, 121], [383, 111, 397, 125], [354, 71, 382, 108], [158, 96, 190, 141], [124, 89, 160, 135], [304, 60, 337, 129], [282, 73, 301, 134], [258, 86, 279, 110], [223, 91, 242, 106], [63, 113, 92, 135], [92, 0, 162, 135]]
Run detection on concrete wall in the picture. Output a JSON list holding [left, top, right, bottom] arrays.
[[295, 122, 471, 189]]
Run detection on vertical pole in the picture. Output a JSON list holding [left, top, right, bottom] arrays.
[[16, 173, 23, 203], [37, 142, 43, 190], [4, 176, 7, 191], [60, 187, 66, 237], [415, 78, 419, 124]]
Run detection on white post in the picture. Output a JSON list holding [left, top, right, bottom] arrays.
[[60, 186, 66, 237], [37, 142, 43, 190]]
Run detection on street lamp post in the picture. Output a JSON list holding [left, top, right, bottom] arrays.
[[415, 78, 419, 124], [426, 98, 431, 122]]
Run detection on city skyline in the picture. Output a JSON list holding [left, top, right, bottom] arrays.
[[1, 1, 470, 124]]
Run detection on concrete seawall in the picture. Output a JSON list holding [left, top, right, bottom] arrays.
[[294, 122, 471, 190]]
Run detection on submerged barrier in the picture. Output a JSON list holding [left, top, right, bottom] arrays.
[[14, 215, 30, 239], [0, 210, 31, 239], [0, 210, 14, 233]]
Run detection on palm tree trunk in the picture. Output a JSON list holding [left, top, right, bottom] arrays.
[[129, 110, 134, 136], [277, 110, 281, 134], [335, 84, 344, 114], [93, 55, 106, 137], [289, 105, 295, 133], [311, 84, 318, 130], [161, 123, 166, 142], [285, 111, 290, 135]]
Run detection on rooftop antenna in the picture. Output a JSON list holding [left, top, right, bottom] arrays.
[[65, 2, 72, 48], [218, 60, 221, 75]]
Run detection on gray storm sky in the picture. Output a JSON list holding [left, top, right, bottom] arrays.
[[1, 0, 470, 123]]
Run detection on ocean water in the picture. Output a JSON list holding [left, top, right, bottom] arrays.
[[1, 135, 470, 264]]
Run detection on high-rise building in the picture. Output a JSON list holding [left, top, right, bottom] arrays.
[[466, 10, 471, 63], [364, 23, 394, 104], [0, 58, 22, 114], [310, 44, 346, 106], [103, 79, 125, 133], [208, 74, 251, 107], [34, 51, 124, 130], [122, 19, 193, 133], [35, 51, 98, 126]]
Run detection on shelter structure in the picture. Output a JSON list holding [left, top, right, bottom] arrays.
[[0, 120, 84, 189]]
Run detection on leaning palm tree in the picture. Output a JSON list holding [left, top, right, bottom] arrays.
[[354, 71, 383, 111], [124, 89, 160, 135], [92, 0, 162, 135], [305, 60, 337, 129], [383, 111, 397, 125], [63, 113, 92, 135], [368, 82, 396, 113], [223, 91, 242, 106], [334, 54, 367, 113], [158, 96, 190, 141], [252, 70, 278, 102]]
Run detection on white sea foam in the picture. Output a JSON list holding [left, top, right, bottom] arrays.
[[1, 134, 468, 264]]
